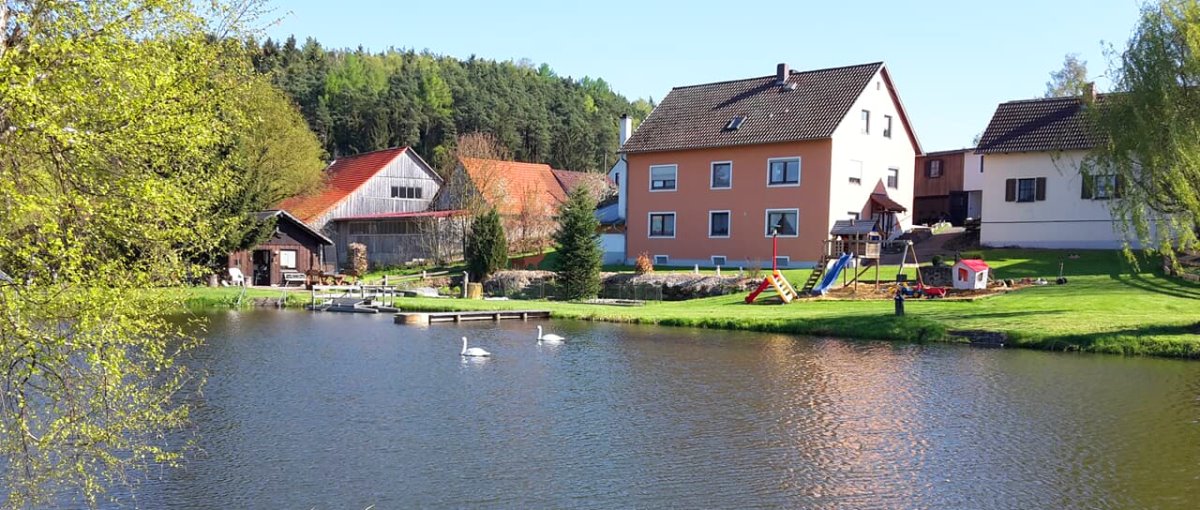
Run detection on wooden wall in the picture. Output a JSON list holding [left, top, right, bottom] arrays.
[[914, 151, 966, 198], [333, 217, 464, 269], [314, 151, 442, 229], [228, 217, 327, 286]]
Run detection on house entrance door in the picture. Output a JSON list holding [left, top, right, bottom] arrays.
[[948, 191, 969, 225], [252, 249, 273, 286]]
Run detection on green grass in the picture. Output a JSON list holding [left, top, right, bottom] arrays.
[[180, 249, 1200, 359], [182, 286, 311, 308]]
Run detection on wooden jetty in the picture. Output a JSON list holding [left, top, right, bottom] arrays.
[[394, 310, 551, 325]]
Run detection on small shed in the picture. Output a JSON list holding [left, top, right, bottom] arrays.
[[228, 210, 334, 287], [829, 219, 881, 259], [953, 259, 990, 290]]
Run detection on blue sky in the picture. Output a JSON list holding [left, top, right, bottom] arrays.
[[264, 0, 1144, 151]]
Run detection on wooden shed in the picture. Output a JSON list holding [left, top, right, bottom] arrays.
[[227, 210, 334, 287], [953, 259, 990, 290]]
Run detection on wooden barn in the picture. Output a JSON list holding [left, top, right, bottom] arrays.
[[227, 210, 333, 287]]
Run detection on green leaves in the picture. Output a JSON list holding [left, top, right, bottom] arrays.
[[465, 208, 508, 282], [553, 187, 602, 301]]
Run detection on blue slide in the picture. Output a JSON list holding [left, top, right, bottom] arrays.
[[811, 253, 853, 295]]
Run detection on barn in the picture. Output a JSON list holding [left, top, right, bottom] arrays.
[[227, 210, 334, 287]]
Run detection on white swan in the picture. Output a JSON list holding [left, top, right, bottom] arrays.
[[460, 336, 491, 357], [537, 325, 565, 344]]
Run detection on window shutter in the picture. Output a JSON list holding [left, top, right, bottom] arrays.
[[1035, 177, 1047, 201], [1005, 179, 1016, 202], [1081, 175, 1093, 199], [925, 160, 932, 177], [1115, 175, 1125, 198]]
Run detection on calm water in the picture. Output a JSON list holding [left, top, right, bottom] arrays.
[[118, 310, 1200, 509]]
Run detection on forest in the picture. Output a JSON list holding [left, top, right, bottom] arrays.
[[251, 36, 655, 172]]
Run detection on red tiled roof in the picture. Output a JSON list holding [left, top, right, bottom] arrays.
[[460, 157, 567, 215], [277, 147, 410, 223], [551, 169, 608, 195], [957, 259, 990, 272], [330, 209, 467, 221]]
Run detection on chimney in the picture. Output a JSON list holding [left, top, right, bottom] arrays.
[[619, 114, 632, 147], [1083, 81, 1097, 102], [776, 63, 789, 85]]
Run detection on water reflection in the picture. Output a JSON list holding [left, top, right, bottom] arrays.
[[108, 311, 1200, 509]]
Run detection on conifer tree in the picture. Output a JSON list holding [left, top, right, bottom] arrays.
[[465, 208, 508, 281], [553, 187, 602, 300]]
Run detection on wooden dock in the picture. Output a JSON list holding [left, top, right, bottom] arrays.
[[394, 310, 551, 325]]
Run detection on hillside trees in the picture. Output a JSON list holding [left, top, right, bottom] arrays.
[[253, 41, 653, 172]]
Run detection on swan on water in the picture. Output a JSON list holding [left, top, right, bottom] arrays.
[[461, 336, 491, 357], [537, 325, 565, 344]]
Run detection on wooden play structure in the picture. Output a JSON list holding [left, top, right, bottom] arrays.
[[745, 230, 799, 304], [801, 220, 884, 294]]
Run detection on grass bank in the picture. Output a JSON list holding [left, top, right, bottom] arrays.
[[183, 249, 1200, 359]]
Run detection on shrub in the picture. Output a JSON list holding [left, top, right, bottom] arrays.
[[347, 243, 368, 276], [634, 252, 654, 274], [747, 259, 763, 280], [931, 255, 945, 267], [465, 208, 508, 282], [553, 187, 602, 300]]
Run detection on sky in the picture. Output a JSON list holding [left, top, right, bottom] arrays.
[[264, 0, 1145, 151]]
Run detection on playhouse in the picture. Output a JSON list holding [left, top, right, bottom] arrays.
[[953, 259, 990, 290]]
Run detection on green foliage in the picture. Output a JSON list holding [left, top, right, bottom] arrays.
[[0, 0, 269, 505], [465, 209, 507, 281], [1045, 53, 1090, 97], [553, 187, 602, 300], [1083, 0, 1200, 265], [253, 41, 652, 171]]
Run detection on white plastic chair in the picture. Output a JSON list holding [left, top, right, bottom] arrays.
[[228, 267, 246, 286]]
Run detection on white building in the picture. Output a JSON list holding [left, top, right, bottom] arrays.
[[976, 95, 1132, 249]]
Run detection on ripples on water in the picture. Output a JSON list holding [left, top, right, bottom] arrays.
[[110, 310, 1200, 509]]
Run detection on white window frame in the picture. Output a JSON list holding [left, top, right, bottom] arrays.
[[764, 208, 800, 238], [775, 256, 790, 268], [849, 159, 863, 185], [847, 211, 860, 220], [649, 164, 678, 192], [708, 210, 731, 238], [766, 157, 802, 188], [710, 161, 733, 190], [1017, 178, 1037, 203], [279, 249, 297, 269], [929, 159, 943, 178], [883, 114, 893, 138], [647, 211, 676, 239], [861, 109, 871, 134], [1093, 175, 1118, 199], [887, 167, 900, 189], [711, 255, 727, 267], [654, 255, 670, 266]]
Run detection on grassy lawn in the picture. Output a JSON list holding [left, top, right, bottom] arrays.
[[182, 249, 1200, 359]]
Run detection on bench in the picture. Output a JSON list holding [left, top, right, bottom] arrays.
[[282, 271, 307, 287]]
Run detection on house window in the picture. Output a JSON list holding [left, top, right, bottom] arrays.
[[848, 211, 860, 220], [654, 255, 670, 265], [711, 162, 732, 189], [884, 115, 893, 138], [1017, 178, 1037, 202], [650, 165, 677, 191], [887, 167, 900, 189], [709, 211, 730, 238], [648, 212, 676, 238], [711, 256, 727, 267], [1006, 177, 1047, 202], [725, 116, 746, 130], [279, 250, 297, 269], [348, 222, 371, 235], [861, 110, 871, 134], [768, 157, 801, 186], [765, 209, 799, 237], [849, 159, 863, 184], [390, 186, 423, 199], [928, 159, 943, 178], [1087, 175, 1119, 199], [775, 256, 790, 268]]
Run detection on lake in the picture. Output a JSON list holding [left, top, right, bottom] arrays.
[[121, 310, 1200, 508]]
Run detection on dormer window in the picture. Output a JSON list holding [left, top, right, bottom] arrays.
[[725, 116, 746, 130]]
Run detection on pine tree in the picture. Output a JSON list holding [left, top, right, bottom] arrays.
[[553, 187, 602, 300], [465, 208, 508, 281]]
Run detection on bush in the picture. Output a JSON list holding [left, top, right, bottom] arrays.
[[931, 255, 945, 267], [552, 187, 602, 300], [465, 208, 507, 282], [347, 243, 368, 276], [634, 252, 654, 274]]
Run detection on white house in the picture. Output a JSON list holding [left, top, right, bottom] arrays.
[[976, 94, 1134, 249], [953, 259, 990, 290]]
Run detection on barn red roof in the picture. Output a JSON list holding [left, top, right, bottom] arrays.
[[957, 259, 990, 272], [277, 147, 410, 223], [460, 157, 568, 215]]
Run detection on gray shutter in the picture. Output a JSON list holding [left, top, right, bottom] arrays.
[[1005, 179, 1016, 202], [1035, 177, 1047, 201]]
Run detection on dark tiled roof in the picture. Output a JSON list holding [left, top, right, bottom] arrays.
[[976, 96, 1104, 154], [254, 210, 334, 245], [622, 63, 885, 153], [830, 219, 878, 236], [870, 193, 907, 212]]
